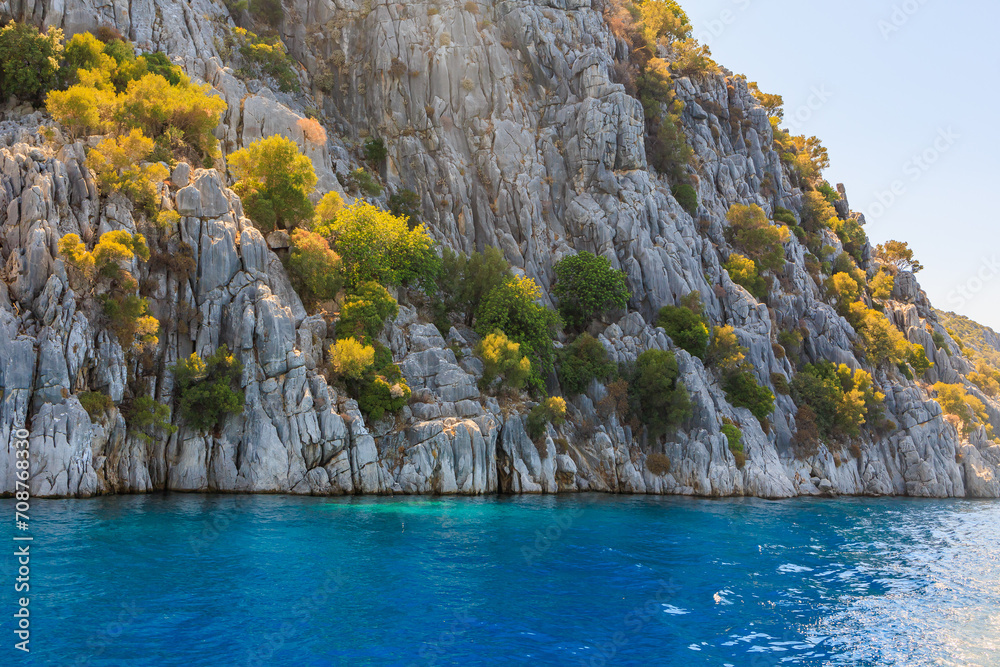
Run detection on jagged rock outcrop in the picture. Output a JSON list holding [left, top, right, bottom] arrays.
[[2, 0, 1000, 499]]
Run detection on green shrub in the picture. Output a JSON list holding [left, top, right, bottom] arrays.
[[801, 190, 837, 232], [671, 183, 698, 215], [816, 182, 840, 203], [721, 422, 743, 452], [250, 0, 283, 26], [552, 251, 631, 332], [358, 374, 411, 422], [791, 362, 883, 441], [477, 331, 532, 393], [773, 206, 797, 226], [171, 345, 245, 432], [348, 167, 383, 197], [771, 373, 790, 395], [669, 38, 720, 77], [363, 137, 388, 164], [337, 281, 398, 342], [526, 396, 568, 440], [102, 294, 160, 351], [79, 391, 114, 421], [0, 21, 63, 103], [316, 201, 438, 288], [724, 253, 767, 300], [723, 370, 775, 422], [435, 246, 512, 327], [389, 188, 422, 228], [931, 331, 948, 353], [707, 325, 745, 374], [287, 229, 343, 304], [656, 299, 709, 359], [142, 51, 183, 85], [706, 325, 774, 421], [125, 395, 178, 443], [875, 240, 923, 273], [630, 349, 691, 439], [907, 344, 933, 377], [558, 333, 615, 395], [86, 129, 169, 217], [778, 329, 804, 366], [870, 269, 895, 300], [726, 203, 789, 273], [329, 337, 375, 380], [849, 303, 910, 368], [231, 135, 317, 231], [635, 58, 692, 181], [225, 27, 298, 92], [475, 275, 561, 384]]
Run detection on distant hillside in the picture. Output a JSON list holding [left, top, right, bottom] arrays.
[[936, 310, 1000, 367]]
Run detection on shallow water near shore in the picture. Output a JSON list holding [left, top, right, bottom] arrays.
[[2, 494, 999, 666]]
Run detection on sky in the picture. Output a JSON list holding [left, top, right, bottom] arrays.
[[682, 0, 1000, 330]]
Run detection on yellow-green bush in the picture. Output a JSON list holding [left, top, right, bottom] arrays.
[[629, 348, 692, 438], [230, 135, 317, 231], [527, 396, 568, 439], [48, 33, 225, 160], [329, 337, 376, 380], [934, 382, 992, 437], [223, 27, 298, 92], [848, 303, 910, 368], [287, 229, 343, 304], [317, 201, 438, 289], [475, 275, 561, 385], [124, 395, 178, 443], [171, 346, 245, 432], [477, 331, 532, 393], [86, 129, 168, 217], [792, 362, 884, 441], [78, 391, 114, 422], [558, 333, 615, 396], [870, 269, 895, 300], [726, 203, 790, 273], [0, 21, 63, 103], [724, 253, 767, 300], [336, 281, 399, 342]]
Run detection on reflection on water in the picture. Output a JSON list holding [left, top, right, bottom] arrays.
[[1, 494, 997, 666]]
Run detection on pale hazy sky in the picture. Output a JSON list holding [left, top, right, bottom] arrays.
[[683, 0, 1000, 330]]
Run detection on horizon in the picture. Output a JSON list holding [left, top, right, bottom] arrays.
[[685, 0, 1000, 331]]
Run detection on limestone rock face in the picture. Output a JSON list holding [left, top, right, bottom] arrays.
[[1, 0, 999, 499]]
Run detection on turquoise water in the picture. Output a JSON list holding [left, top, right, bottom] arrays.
[[2, 495, 999, 666]]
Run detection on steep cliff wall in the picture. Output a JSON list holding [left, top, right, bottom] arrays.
[[2, 0, 999, 498]]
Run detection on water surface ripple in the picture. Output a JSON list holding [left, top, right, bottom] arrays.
[[2, 495, 998, 666]]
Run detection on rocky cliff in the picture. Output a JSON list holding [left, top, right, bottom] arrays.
[[2, 0, 999, 499]]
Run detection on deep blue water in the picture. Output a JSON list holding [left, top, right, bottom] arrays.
[[2, 494, 998, 667]]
